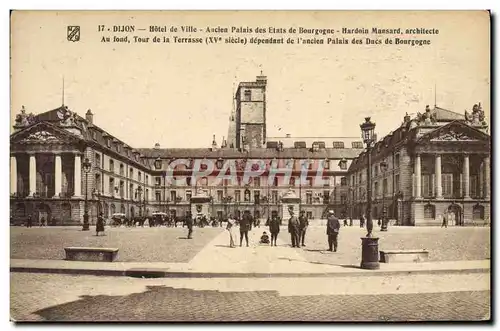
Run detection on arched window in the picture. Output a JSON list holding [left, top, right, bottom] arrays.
[[473, 204, 485, 220], [424, 204, 436, 219]]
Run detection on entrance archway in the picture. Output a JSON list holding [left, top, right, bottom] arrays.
[[448, 204, 462, 226], [37, 203, 51, 223]]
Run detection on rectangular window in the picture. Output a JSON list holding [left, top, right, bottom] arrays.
[[106, 138, 110, 148], [217, 190, 223, 201], [235, 190, 241, 202], [95, 153, 101, 168], [186, 190, 192, 202], [119, 164, 124, 175], [341, 177, 347, 186], [155, 177, 161, 186], [95, 174, 101, 192], [306, 192, 312, 204], [470, 175, 478, 198], [170, 191, 176, 202], [138, 172, 142, 182], [395, 154, 400, 168], [155, 191, 162, 201], [129, 168, 133, 180], [324, 159, 330, 169], [109, 178, 115, 195], [244, 89, 251, 101], [109, 159, 114, 172], [340, 195, 347, 205], [395, 174, 400, 192], [272, 190, 278, 203], [323, 191, 330, 205], [339, 160, 347, 170], [422, 175, 432, 197], [442, 174, 453, 197], [145, 189, 149, 201], [119, 181, 124, 198], [254, 191, 260, 204]]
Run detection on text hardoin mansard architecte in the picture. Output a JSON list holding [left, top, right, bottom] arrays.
[[9, 75, 490, 226]]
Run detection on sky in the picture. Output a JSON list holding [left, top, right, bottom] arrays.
[[10, 11, 490, 148]]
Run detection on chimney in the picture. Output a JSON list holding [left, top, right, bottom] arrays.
[[285, 133, 291, 138], [85, 109, 93, 125], [221, 136, 227, 148], [154, 143, 160, 149], [403, 112, 411, 123], [211, 134, 218, 151]]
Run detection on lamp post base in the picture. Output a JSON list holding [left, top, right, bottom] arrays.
[[360, 237, 380, 270], [82, 213, 90, 231]]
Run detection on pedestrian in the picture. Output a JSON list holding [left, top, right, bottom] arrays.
[[343, 218, 348, 227], [288, 210, 300, 248], [259, 231, 270, 244], [377, 217, 381, 227], [269, 215, 280, 247], [360, 214, 365, 228], [349, 217, 353, 227], [26, 215, 32, 228], [40, 216, 46, 227], [186, 212, 194, 239], [326, 210, 340, 252], [226, 215, 236, 248], [299, 210, 309, 247], [96, 212, 105, 236], [239, 210, 251, 247]]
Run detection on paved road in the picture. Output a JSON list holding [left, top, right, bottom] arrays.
[[10, 226, 490, 265], [10, 226, 223, 262], [278, 226, 490, 265], [11, 273, 490, 322]]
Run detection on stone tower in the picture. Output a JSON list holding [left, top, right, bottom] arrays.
[[231, 74, 267, 150]]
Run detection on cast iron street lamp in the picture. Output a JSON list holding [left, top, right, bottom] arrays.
[[380, 161, 388, 232], [360, 117, 379, 270], [82, 157, 92, 231]]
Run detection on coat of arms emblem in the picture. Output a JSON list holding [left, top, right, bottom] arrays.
[[67, 26, 80, 42]]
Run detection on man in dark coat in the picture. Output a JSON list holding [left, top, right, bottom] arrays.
[[326, 210, 340, 252], [185, 212, 193, 239], [288, 211, 301, 248], [269, 215, 280, 247], [240, 210, 252, 247], [298, 210, 309, 247], [26, 215, 32, 228]]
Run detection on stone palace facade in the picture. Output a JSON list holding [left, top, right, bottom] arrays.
[[9, 75, 490, 226]]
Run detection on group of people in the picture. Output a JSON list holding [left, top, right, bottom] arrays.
[[222, 209, 341, 252]]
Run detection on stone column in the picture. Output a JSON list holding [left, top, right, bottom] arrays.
[[435, 154, 443, 199], [10, 155, 17, 195], [414, 154, 422, 199], [463, 154, 470, 199], [74, 154, 82, 197], [54, 154, 62, 198], [29, 154, 37, 197], [484, 156, 490, 199]]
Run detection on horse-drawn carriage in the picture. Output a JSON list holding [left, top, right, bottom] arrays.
[[110, 213, 126, 227]]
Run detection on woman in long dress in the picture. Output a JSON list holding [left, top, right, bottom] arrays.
[[226, 215, 236, 248]]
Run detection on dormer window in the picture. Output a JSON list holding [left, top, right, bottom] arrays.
[[154, 158, 162, 170], [216, 158, 223, 169], [106, 137, 111, 148], [332, 141, 344, 149], [91, 130, 97, 141], [324, 159, 330, 169], [338, 158, 347, 170]]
